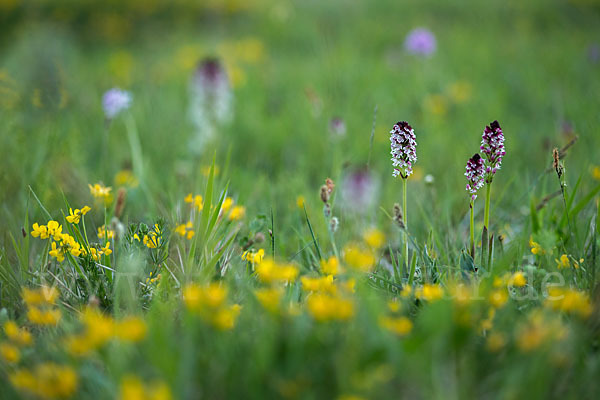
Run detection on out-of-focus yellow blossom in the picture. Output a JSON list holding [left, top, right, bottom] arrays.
[[591, 165, 600, 180], [145, 271, 161, 286], [27, 306, 61, 325], [301, 275, 336, 294], [0, 342, 20, 363], [228, 205, 246, 221], [363, 228, 385, 249], [221, 197, 234, 213], [400, 285, 412, 298], [184, 193, 204, 212], [119, 375, 173, 400], [9, 363, 78, 399], [114, 169, 139, 188], [114, 316, 147, 342], [306, 293, 354, 322], [296, 195, 305, 209], [343, 243, 375, 272], [416, 284, 444, 301], [66, 206, 91, 224], [89, 183, 113, 204], [201, 165, 220, 177], [545, 288, 593, 318], [255, 287, 283, 314], [423, 94, 447, 116], [320, 256, 340, 276], [407, 165, 424, 181], [556, 254, 570, 269], [175, 221, 195, 240], [480, 308, 496, 331], [488, 288, 508, 308], [255, 258, 299, 284], [184, 283, 227, 311], [529, 237, 545, 255], [22, 286, 59, 306], [242, 248, 265, 264], [212, 304, 242, 331], [447, 81, 472, 104], [517, 311, 568, 352], [486, 332, 506, 352], [3, 321, 33, 346], [108, 51, 134, 86], [508, 271, 527, 287], [341, 278, 356, 294], [448, 283, 474, 306], [379, 316, 413, 336], [387, 301, 401, 313], [97, 225, 115, 240]]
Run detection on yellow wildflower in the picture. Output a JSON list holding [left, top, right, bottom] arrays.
[[27, 307, 61, 326], [592, 166, 600, 180], [184, 193, 204, 211], [508, 271, 527, 287], [114, 316, 147, 342], [363, 228, 385, 249], [400, 285, 412, 298], [89, 183, 113, 204], [242, 248, 264, 264], [46, 220, 63, 240], [556, 254, 570, 269], [65, 206, 91, 224], [306, 293, 354, 322], [119, 375, 173, 400], [97, 225, 115, 240], [0, 342, 20, 363], [301, 275, 336, 294], [486, 332, 506, 352], [175, 221, 195, 240], [387, 301, 401, 313], [379, 316, 413, 336], [416, 284, 444, 301], [517, 312, 567, 352], [255, 287, 283, 314], [221, 197, 234, 213], [320, 256, 340, 276], [228, 205, 246, 221], [296, 195, 305, 209], [255, 258, 299, 284], [30, 223, 49, 239], [489, 289, 508, 308], [10, 363, 78, 399], [3, 321, 33, 346], [22, 286, 59, 306], [212, 304, 241, 331], [529, 237, 545, 255], [545, 288, 592, 318], [114, 169, 139, 188], [343, 243, 375, 272], [183, 283, 228, 312]]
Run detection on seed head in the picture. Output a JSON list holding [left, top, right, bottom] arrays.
[[480, 120, 505, 183], [465, 153, 485, 201], [552, 148, 563, 179], [393, 203, 405, 229], [390, 121, 417, 179]]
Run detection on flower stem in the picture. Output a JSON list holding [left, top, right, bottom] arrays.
[[483, 183, 492, 229], [403, 178, 409, 274], [470, 199, 475, 258]]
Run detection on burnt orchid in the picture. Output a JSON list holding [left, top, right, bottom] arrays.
[[465, 153, 485, 257], [390, 121, 417, 281], [480, 120, 505, 229]]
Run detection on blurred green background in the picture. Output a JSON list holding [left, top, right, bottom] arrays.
[[1, 0, 600, 252]]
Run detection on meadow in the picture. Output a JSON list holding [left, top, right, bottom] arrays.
[[1, 0, 600, 398]]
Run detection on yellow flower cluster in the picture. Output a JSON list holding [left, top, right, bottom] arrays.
[[119, 375, 172, 400], [1, 321, 33, 364], [31, 220, 62, 240], [184, 193, 204, 212], [145, 271, 162, 286], [379, 299, 413, 336], [183, 283, 241, 330], [31, 220, 101, 262], [242, 248, 265, 264], [306, 293, 354, 322], [255, 258, 299, 284], [9, 363, 78, 399], [529, 237, 545, 255], [228, 205, 246, 221], [254, 287, 284, 314], [65, 308, 147, 356], [114, 169, 139, 188], [89, 182, 113, 204], [343, 243, 376, 272], [517, 311, 567, 352], [174, 221, 195, 240], [415, 284, 444, 302], [555, 254, 582, 270], [544, 288, 592, 318], [320, 256, 340, 276], [134, 224, 162, 249], [363, 228, 385, 249], [97, 224, 115, 240], [487, 271, 527, 308], [66, 206, 91, 224], [23, 286, 62, 326]]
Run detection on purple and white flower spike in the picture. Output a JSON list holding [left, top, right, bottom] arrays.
[[390, 121, 417, 178], [102, 88, 132, 119], [465, 153, 485, 201], [480, 120, 505, 183]]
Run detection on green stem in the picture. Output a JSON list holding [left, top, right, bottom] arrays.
[[403, 178, 409, 275], [470, 199, 475, 258], [483, 183, 492, 229]]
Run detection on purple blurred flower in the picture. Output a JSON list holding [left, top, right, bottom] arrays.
[[390, 121, 417, 178], [480, 120, 505, 183], [102, 88, 132, 119], [189, 58, 232, 151], [404, 28, 436, 56], [341, 168, 380, 214], [588, 44, 600, 64], [465, 153, 485, 201], [329, 117, 346, 137]]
